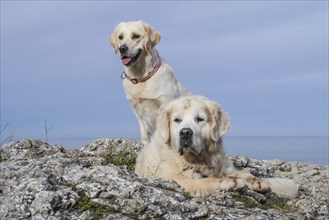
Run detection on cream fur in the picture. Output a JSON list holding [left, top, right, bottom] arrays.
[[135, 96, 298, 198], [110, 21, 189, 144]]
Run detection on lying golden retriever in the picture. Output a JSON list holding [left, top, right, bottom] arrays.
[[135, 96, 298, 198], [110, 21, 189, 144]]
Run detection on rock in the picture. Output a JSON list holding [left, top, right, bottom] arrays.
[[0, 138, 328, 219]]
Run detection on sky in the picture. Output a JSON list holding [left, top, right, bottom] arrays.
[[1, 1, 328, 147]]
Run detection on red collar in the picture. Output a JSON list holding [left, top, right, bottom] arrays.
[[121, 55, 161, 84]]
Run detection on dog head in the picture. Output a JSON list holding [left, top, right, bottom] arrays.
[[158, 96, 230, 157], [110, 20, 161, 66]]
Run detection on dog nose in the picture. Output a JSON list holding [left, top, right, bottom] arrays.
[[179, 128, 193, 139], [119, 45, 128, 53]]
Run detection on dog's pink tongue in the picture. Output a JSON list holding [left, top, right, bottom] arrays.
[[121, 57, 131, 65]]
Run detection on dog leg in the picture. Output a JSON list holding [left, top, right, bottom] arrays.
[[131, 104, 151, 145], [228, 170, 271, 193], [138, 119, 149, 145], [167, 175, 248, 198], [132, 99, 160, 145]]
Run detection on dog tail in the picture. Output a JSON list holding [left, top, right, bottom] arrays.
[[264, 178, 298, 198]]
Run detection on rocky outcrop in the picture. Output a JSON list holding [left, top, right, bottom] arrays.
[[0, 138, 328, 220]]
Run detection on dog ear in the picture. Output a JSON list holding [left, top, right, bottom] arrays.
[[219, 110, 230, 137], [157, 104, 171, 145], [142, 21, 161, 53], [109, 27, 119, 54], [207, 100, 230, 142]]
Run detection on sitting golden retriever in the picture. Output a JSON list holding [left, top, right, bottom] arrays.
[[135, 96, 298, 198], [110, 21, 189, 144]]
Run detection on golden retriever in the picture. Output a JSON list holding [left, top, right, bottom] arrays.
[[135, 96, 298, 198], [110, 21, 189, 144]]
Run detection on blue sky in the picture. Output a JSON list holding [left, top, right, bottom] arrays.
[[1, 1, 328, 146]]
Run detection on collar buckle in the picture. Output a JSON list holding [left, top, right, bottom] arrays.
[[130, 79, 139, 84], [121, 72, 126, 79]]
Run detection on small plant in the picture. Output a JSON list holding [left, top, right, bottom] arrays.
[[44, 120, 54, 143], [232, 194, 294, 212], [75, 193, 114, 220], [162, 185, 180, 193], [101, 150, 137, 172], [160, 184, 193, 199], [312, 167, 321, 176], [0, 121, 15, 146], [182, 191, 193, 200]]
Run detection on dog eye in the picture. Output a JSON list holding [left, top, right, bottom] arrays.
[[132, 34, 140, 39], [118, 35, 124, 40], [196, 116, 205, 122], [173, 118, 181, 123]]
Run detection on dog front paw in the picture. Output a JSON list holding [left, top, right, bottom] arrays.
[[248, 178, 271, 193], [219, 177, 248, 192]]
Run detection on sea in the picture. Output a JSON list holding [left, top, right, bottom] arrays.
[[223, 136, 328, 166], [49, 136, 328, 166]]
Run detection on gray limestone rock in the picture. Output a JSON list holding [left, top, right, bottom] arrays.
[[0, 138, 328, 219]]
